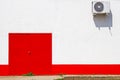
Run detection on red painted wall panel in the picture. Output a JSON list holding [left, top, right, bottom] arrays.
[[9, 33, 52, 75]]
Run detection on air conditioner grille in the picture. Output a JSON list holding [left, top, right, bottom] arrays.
[[94, 2, 104, 12]]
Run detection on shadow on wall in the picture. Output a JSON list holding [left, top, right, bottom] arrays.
[[93, 11, 112, 30]]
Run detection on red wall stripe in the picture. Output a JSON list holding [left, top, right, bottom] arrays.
[[52, 65, 120, 75], [1, 65, 120, 75]]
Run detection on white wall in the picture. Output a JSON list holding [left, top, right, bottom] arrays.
[[0, 0, 120, 64]]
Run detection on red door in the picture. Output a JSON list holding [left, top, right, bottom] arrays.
[[9, 33, 52, 75]]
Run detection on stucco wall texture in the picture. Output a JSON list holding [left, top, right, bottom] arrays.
[[1, 0, 120, 75]]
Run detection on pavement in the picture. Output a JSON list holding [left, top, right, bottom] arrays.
[[0, 76, 61, 80], [1, 75, 120, 80]]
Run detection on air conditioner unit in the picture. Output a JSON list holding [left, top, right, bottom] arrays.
[[92, 1, 110, 15]]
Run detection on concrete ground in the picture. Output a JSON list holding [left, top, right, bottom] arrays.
[[0, 76, 61, 80]]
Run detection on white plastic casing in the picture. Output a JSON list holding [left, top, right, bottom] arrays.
[[92, 1, 110, 15]]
